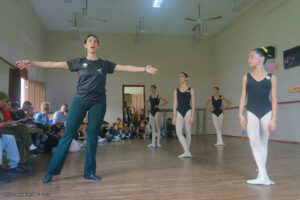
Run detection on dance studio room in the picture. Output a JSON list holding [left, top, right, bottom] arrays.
[[0, 0, 300, 199]]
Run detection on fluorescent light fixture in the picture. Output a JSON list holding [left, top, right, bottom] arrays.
[[153, 0, 163, 8], [232, 0, 253, 12]]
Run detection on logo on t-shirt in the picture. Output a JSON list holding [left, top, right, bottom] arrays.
[[83, 63, 88, 68], [97, 67, 103, 74]]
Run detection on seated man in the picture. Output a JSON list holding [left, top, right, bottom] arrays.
[[53, 104, 68, 126], [0, 134, 31, 183]]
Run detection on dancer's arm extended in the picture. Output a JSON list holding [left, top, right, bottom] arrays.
[[17, 60, 158, 75], [269, 75, 278, 132], [288, 83, 300, 93], [238, 75, 247, 130], [16, 60, 68, 69], [115, 64, 157, 75]]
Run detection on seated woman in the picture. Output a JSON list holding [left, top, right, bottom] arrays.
[[136, 121, 148, 139], [35, 102, 50, 125], [0, 92, 37, 165]]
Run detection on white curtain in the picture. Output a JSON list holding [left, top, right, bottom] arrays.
[[131, 94, 144, 114]]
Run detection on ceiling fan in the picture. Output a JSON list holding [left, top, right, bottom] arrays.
[[81, 0, 107, 23], [136, 17, 146, 42], [185, 3, 222, 32]]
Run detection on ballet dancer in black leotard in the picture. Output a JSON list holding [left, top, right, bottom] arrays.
[[239, 47, 277, 185], [172, 72, 195, 158], [145, 84, 168, 147], [205, 86, 231, 146]]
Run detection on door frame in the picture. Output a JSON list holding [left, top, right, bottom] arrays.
[[122, 85, 146, 123]]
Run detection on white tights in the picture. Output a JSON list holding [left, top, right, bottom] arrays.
[[247, 111, 272, 180], [149, 112, 161, 145], [212, 113, 224, 145], [176, 110, 192, 154]]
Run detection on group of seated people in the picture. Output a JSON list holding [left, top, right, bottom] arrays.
[[98, 116, 177, 143], [0, 91, 87, 184], [99, 118, 150, 142]]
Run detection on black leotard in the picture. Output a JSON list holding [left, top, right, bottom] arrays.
[[212, 95, 223, 117], [149, 95, 160, 116], [177, 88, 191, 117], [247, 73, 272, 119]]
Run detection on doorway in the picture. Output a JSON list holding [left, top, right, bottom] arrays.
[[122, 85, 145, 125]]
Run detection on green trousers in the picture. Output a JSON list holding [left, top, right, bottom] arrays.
[[46, 97, 106, 176]]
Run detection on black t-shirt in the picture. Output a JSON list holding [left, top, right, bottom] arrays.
[[67, 57, 116, 101]]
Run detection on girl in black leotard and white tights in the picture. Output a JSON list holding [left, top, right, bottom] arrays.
[[239, 47, 278, 186], [205, 87, 231, 146], [145, 84, 169, 147], [173, 72, 195, 158]]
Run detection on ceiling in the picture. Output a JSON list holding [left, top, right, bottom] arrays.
[[30, 0, 257, 36]]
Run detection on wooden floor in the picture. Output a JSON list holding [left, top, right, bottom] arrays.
[[1, 135, 300, 200]]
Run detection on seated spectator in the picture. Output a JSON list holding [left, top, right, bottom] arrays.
[[136, 121, 148, 139], [166, 118, 176, 137], [74, 123, 87, 147], [0, 92, 37, 165], [53, 104, 68, 126], [99, 121, 109, 138], [35, 102, 50, 125], [139, 108, 145, 123], [0, 134, 31, 183], [145, 117, 152, 138], [116, 118, 123, 129], [8, 101, 19, 121], [36, 126, 50, 152], [44, 125, 64, 154], [120, 122, 132, 140], [106, 123, 121, 142], [131, 107, 139, 128], [14, 101, 33, 120]]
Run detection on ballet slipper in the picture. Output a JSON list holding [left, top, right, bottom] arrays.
[[148, 143, 155, 147], [178, 153, 186, 158]]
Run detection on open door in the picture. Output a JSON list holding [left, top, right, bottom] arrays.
[[122, 85, 145, 124]]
